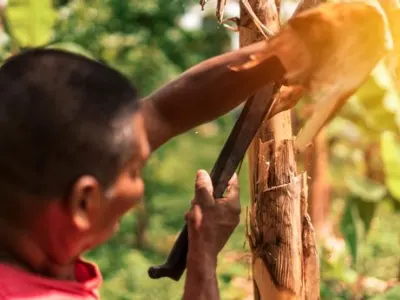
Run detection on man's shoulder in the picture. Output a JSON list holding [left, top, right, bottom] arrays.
[[0, 262, 101, 299]]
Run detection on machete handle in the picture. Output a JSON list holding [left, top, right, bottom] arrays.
[[148, 225, 189, 281]]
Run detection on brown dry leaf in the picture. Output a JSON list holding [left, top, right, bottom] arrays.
[[385, 7, 400, 82], [230, 1, 393, 153], [240, 0, 274, 38], [216, 0, 228, 23], [290, 1, 392, 152], [200, 0, 207, 10], [269, 85, 306, 118]]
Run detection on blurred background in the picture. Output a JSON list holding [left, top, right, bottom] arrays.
[[0, 0, 399, 299]]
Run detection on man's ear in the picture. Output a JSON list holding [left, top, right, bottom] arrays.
[[67, 175, 102, 232]]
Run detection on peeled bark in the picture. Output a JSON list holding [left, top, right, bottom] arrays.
[[239, 0, 320, 299]]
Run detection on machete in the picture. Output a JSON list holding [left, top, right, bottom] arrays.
[[147, 56, 286, 281]]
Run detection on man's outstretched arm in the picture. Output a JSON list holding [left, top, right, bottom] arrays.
[[140, 40, 285, 151]]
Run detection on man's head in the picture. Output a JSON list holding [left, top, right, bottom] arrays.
[[0, 49, 150, 273]]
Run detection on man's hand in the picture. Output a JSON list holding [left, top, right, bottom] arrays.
[[185, 170, 240, 258], [182, 170, 240, 300]]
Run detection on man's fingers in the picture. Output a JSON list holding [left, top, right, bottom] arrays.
[[194, 169, 215, 207], [228, 172, 238, 186], [225, 173, 241, 212], [185, 204, 203, 232], [226, 173, 239, 197], [195, 169, 213, 194]]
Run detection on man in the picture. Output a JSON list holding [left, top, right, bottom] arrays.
[[0, 39, 282, 299]]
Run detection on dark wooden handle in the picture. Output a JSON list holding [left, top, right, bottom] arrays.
[[147, 225, 189, 281]]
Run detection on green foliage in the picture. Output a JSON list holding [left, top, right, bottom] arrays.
[[321, 200, 400, 299], [355, 198, 377, 235], [326, 62, 400, 262], [340, 198, 359, 266], [345, 175, 386, 235], [340, 63, 400, 140], [370, 286, 400, 300], [381, 131, 400, 201], [317, 60, 400, 299], [6, 0, 56, 47], [48, 42, 95, 58], [346, 175, 386, 203], [51, 0, 231, 95], [0, 1, 398, 299]]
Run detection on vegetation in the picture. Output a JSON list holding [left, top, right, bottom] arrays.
[[0, 0, 398, 299]]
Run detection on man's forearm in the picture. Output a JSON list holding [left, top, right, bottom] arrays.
[[141, 40, 285, 151], [183, 251, 219, 300]]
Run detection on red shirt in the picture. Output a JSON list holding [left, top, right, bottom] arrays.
[[0, 259, 102, 299]]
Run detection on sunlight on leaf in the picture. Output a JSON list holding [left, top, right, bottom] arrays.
[[346, 175, 386, 203], [341, 63, 400, 140], [6, 0, 56, 47]]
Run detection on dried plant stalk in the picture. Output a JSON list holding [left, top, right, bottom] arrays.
[[232, 1, 393, 152]]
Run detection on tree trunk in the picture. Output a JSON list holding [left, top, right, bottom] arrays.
[[239, 0, 320, 299]]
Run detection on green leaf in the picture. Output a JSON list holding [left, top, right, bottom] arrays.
[[47, 42, 95, 59], [345, 175, 386, 203], [6, 0, 56, 47], [354, 197, 378, 235], [380, 131, 400, 202], [340, 63, 400, 141], [340, 199, 359, 266], [389, 196, 400, 213]]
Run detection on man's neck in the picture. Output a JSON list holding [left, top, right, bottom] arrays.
[[0, 217, 76, 281]]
